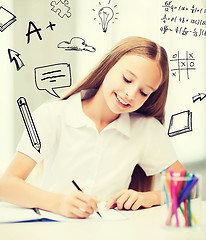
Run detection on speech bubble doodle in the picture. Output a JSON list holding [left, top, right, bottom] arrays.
[[34, 63, 72, 98]]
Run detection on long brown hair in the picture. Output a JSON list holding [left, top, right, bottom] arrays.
[[62, 36, 169, 192], [61, 36, 169, 124]]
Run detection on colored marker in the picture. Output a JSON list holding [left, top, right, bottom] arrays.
[[170, 171, 179, 227], [178, 176, 198, 206]]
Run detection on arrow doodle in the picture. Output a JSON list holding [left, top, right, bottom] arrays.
[[8, 49, 24, 71], [192, 93, 206, 103]]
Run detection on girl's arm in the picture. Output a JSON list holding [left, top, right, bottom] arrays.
[[105, 160, 187, 210], [0, 152, 99, 218]]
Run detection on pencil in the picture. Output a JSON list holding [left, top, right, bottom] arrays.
[[72, 180, 102, 218], [17, 97, 41, 153], [32, 208, 41, 215]]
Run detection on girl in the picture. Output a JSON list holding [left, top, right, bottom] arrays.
[[0, 36, 186, 219]]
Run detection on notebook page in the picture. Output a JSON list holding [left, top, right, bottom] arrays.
[[40, 202, 127, 222], [0, 202, 41, 223]]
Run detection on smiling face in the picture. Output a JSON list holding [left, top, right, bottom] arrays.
[[100, 54, 162, 115]]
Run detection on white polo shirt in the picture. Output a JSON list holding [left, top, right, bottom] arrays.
[[17, 92, 177, 201]]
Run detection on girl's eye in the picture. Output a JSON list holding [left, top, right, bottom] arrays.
[[140, 90, 148, 97], [123, 76, 132, 83]]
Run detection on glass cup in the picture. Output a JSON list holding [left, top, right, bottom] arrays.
[[161, 171, 202, 230]]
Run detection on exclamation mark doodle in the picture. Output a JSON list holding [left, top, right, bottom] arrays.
[[17, 97, 41, 153]]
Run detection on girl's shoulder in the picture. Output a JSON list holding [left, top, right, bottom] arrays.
[[130, 112, 161, 125], [129, 113, 164, 133], [34, 93, 79, 117]]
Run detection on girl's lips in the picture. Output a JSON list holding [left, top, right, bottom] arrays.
[[114, 93, 130, 108]]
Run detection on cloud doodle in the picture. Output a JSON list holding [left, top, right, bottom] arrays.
[[57, 37, 96, 52]]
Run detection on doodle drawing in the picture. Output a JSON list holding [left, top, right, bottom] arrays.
[[17, 97, 41, 153], [0, 6, 16, 32], [26, 21, 42, 44], [168, 110, 192, 137], [34, 63, 72, 98], [192, 93, 206, 103], [50, 0, 71, 18], [92, 1, 119, 33], [170, 51, 196, 81], [8, 49, 24, 71], [57, 37, 96, 52]]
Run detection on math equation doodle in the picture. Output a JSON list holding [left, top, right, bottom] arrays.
[[160, 1, 206, 37], [170, 51, 196, 81], [92, 0, 119, 33]]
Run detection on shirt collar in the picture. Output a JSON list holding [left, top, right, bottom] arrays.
[[65, 92, 131, 138]]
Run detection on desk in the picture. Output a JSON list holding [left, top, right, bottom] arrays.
[[0, 202, 206, 240]]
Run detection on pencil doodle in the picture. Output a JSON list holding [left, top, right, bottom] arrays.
[[192, 93, 206, 103], [50, 0, 71, 18], [34, 63, 72, 98], [168, 110, 192, 137], [92, 1, 119, 32], [17, 97, 41, 153], [57, 37, 96, 52], [0, 6, 16, 32], [8, 49, 24, 71], [170, 51, 196, 81]]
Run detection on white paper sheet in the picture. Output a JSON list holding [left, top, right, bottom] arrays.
[[0, 202, 127, 223]]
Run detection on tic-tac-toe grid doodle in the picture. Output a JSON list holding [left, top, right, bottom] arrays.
[[170, 51, 196, 81]]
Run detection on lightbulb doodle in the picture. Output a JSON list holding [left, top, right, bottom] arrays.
[[92, 1, 119, 33]]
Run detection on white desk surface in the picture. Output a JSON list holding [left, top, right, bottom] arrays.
[[1, 202, 206, 240]]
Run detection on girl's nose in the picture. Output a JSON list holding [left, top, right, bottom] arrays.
[[125, 86, 137, 101]]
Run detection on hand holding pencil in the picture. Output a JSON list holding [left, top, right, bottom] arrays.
[[72, 180, 102, 218], [58, 188, 100, 219]]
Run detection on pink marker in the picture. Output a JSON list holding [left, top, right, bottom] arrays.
[[170, 171, 179, 227]]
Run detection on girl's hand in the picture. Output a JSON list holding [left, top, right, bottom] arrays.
[[105, 189, 161, 211], [58, 190, 100, 219]]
